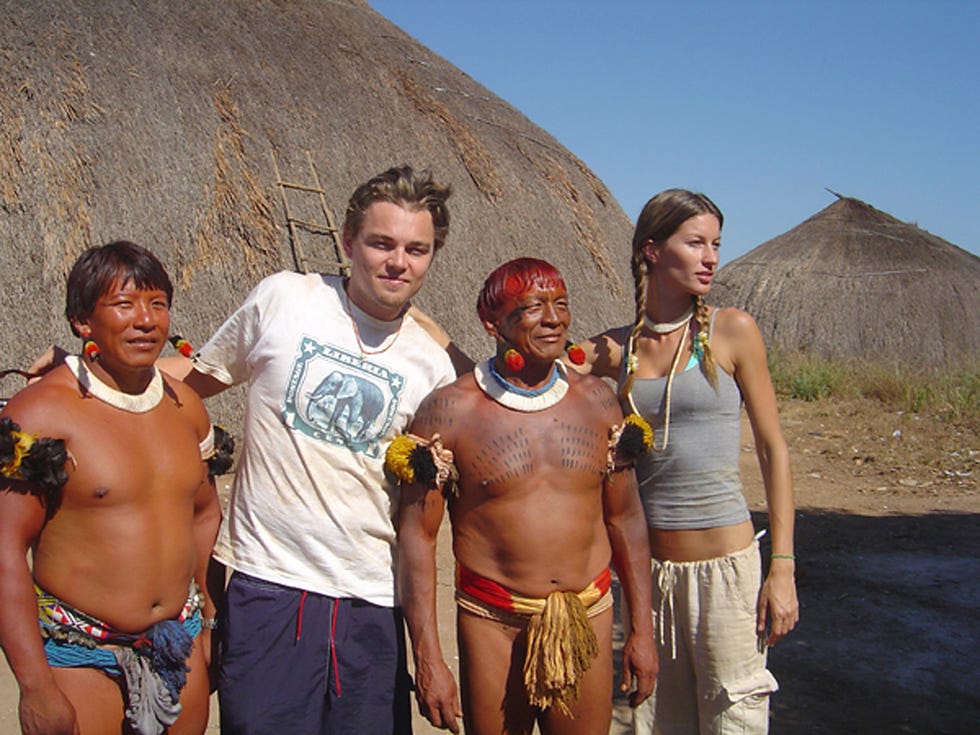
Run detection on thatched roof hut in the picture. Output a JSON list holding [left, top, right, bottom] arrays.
[[709, 195, 980, 365], [0, 0, 634, 421]]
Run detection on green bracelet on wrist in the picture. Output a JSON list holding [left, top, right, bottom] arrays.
[[771, 553, 796, 561]]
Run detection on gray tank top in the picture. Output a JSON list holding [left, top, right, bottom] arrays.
[[621, 325, 750, 530]]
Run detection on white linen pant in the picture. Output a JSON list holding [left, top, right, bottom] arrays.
[[630, 540, 778, 735]]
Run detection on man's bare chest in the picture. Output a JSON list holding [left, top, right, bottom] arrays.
[[62, 414, 202, 505], [455, 416, 608, 489]]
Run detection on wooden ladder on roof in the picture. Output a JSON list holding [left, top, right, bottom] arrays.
[[270, 148, 348, 276]]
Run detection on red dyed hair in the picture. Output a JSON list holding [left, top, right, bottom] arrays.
[[476, 258, 567, 324]]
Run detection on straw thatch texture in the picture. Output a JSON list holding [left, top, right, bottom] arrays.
[[0, 0, 634, 423], [709, 196, 980, 365]]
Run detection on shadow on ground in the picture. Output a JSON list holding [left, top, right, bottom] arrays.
[[611, 510, 980, 735], [3, 509, 975, 734]]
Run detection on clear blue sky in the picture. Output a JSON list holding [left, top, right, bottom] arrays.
[[371, 1, 979, 263]]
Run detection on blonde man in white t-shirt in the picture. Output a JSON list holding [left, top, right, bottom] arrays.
[[181, 166, 456, 735]]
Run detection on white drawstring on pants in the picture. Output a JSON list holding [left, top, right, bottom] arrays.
[[656, 560, 680, 660]]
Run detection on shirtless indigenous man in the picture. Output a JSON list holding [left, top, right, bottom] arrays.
[[0, 241, 221, 735], [394, 258, 657, 735]]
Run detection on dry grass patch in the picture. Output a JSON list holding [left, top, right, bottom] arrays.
[[769, 350, 980, 425]]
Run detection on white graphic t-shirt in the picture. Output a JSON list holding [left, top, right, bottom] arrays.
[[194, 272, 455, 606]]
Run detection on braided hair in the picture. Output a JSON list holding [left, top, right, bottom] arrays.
[[618, 189, 723, 407]]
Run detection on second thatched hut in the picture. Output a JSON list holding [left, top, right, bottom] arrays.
[[709, 195, 980, 366]]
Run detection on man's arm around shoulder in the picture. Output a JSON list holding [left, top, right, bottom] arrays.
[[178, 365, 232, 400]]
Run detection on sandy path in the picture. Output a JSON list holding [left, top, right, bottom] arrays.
[[2, 407, 976, 733]]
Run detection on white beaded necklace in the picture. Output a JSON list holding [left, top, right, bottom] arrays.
[[473, 359, 569, 412], [642, 303, 695, 334], [65, 355, 163, 413]]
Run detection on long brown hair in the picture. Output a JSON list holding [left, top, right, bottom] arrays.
[[619, 189, 723, 405]]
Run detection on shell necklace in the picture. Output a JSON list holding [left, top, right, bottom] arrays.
[[642, 303, 694, 334], [473, 359, 569, 412], [65, 355, 163, 413]]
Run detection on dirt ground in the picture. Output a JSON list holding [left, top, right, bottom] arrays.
[[1, 397, 977, 734], [736, 398, 979, 735]]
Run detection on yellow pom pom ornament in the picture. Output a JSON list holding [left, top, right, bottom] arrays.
[[384, 433, 458, 492], [385, 434, 421, 485]]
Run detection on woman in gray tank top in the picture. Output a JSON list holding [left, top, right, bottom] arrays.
[[573, 189, 799, 735]]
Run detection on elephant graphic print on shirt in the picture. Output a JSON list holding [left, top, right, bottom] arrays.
[[307, 371, 384, 442], [283, 336, 404, 459]]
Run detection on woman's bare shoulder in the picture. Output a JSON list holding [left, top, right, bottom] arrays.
[[712, 306, 761, 337]]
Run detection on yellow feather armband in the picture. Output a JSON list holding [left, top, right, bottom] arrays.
[[0, 417, 69, 508], [607, 414, 654, 473], [384, 433, 458, 492]]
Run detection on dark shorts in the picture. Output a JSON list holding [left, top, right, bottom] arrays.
[[217, 571, 412, 735]]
